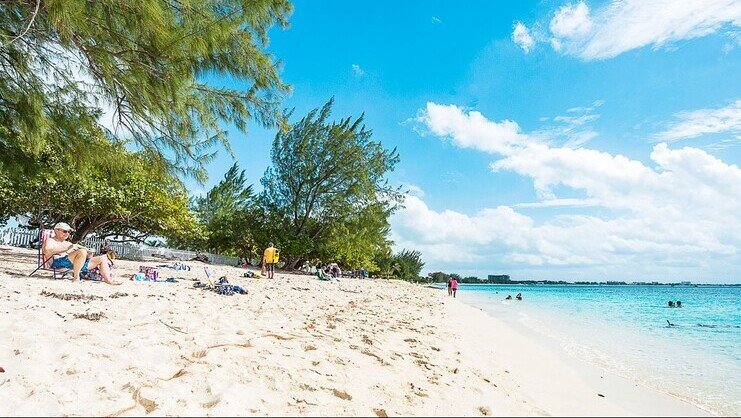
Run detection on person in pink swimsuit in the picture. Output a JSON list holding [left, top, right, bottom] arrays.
[[450, 278, 459, 298]]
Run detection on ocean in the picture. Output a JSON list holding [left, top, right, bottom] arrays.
[[455, 284, 741, 416]]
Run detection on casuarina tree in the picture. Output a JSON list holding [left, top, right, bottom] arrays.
[[261, 98, 403, 269]]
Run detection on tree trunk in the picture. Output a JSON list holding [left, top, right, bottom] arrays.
[[72, 225, 95, 243], [284, 258, 303, 270]]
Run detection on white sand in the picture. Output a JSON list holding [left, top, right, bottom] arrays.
[[0, 245, 712, 416]]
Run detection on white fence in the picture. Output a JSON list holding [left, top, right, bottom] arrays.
[[0, 228, 240, 267], [137, 247, 239, 266]]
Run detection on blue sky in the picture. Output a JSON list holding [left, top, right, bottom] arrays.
[[191, 0, 741, 283]]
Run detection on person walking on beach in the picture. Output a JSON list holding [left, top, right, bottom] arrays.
[[450, 277, 459, 298], [262, 242, 279, 279], [447, 278, 452, 296]]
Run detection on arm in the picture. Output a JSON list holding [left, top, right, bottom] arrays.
[[43, 239, 73, 256]]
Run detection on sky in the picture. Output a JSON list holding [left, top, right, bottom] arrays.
[[186, 0, 740, 283]]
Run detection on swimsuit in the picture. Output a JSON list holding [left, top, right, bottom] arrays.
[[50, 255, 89, 271]]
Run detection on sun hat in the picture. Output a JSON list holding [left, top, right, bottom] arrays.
[[53, 222, 74, 232]]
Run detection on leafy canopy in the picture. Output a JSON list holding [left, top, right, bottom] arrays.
[[0, 137, 196, 243], [187, 163, 262, 256], [1, 0, 292, 180], [260, 98, 402, 268]]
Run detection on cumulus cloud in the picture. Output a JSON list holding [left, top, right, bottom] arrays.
[[514, 0, 741, 60], [417, 103, 532, 154], [395, 103, 741, 279], [351, 64, 365, 77], [653, 100, 741, 142], [512, 22, 535, 53]]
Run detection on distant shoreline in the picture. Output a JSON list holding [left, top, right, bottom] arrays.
[[434, 282, 741, 287]]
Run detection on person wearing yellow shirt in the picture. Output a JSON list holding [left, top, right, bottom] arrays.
[[262, 242, 279, 279]]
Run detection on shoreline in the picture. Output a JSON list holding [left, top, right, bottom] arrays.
[[447, 293, 716, 416], [0, 245, 712, 416]]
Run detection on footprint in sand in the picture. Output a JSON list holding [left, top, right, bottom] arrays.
[[373, 408, 388, 417], [201, 397, 221, 409], [331, 389, 352, 401]]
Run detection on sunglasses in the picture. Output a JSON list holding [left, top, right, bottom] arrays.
[[55, 229, 71, 234]]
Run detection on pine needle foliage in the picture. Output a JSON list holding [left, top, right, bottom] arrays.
[[1, 0, 292, 180]]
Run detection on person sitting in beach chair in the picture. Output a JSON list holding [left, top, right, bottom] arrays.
[[42, 222, 121, 285]]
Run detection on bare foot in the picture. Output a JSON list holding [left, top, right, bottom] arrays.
[[105, 280, 122, 286]]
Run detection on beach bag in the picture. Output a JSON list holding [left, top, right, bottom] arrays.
[[139, 266, 159, 281]]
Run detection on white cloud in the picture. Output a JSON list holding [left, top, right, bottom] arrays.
[[516, 0, 741, 60], [566, 100, 603, 114], [512, 22, 535, 53], [533, 100, 602, 148], [553, 114, 599, 126], [400, 182, 425, 197], [417, 103, 532, 154], [514, 198, 601, 208], [395, 103, 741, 280], [653, 100, 741, 142], [550, 2, 593, 39], [351, 64, 365, 77], [431, 16, 443, 24]]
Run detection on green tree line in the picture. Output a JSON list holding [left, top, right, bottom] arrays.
[[0, 0, 426, 281]]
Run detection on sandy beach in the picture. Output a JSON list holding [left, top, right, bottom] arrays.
[[0, 245, 712, 416]]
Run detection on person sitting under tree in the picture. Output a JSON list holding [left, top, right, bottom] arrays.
[[42, 222, 120, 285]]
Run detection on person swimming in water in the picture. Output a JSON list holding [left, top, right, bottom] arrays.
[[668, 301, 675, 307], [676, 300, 682, 308]]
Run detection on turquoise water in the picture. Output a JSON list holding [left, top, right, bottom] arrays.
[[455, 285, 741, 416]]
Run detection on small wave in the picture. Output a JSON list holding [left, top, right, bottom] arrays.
[[666, 320, 740, 329], [697, 324, 741, 329]]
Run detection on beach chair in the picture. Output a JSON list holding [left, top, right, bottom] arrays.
[[33, 228, 72, 279], [32, 228, 107, 281]]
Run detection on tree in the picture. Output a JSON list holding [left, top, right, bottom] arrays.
[[1, 0, 292, 180], [429, 271, 450, 283], [0, 136, 197, 242], [316, 201, 394, 271], [372, 247, 396, 279], [186, 163, 263, 256], [391, 249, 425, 282], [261, 98, 402, 268]]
